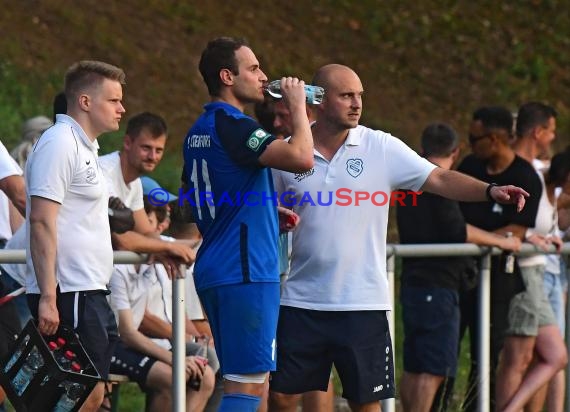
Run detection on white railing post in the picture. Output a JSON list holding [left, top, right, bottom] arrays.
[[172, 265, 186, 412], [477, 253, 491, 412], [382, 253, 396, 412]]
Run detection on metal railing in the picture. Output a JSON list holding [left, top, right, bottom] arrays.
[[386, 242, 570, 412], [2, 243, 570, 412]]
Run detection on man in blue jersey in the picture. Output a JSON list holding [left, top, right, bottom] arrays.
[[181, 37, 314, 412]]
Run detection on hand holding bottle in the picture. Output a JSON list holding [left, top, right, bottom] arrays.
[[185, 355, 207, 390], [187, 335, 209, 390]]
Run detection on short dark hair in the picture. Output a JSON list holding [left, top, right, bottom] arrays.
[[472, 106, 513, 135], [198, 37, 248, 96], [125, 112, 168, 139], [420, 123, 459, 158], [64, 60, 125, 103], [515, 102, 557, 138], [143, 198, 168, 223], [546, 150, 570, 186]]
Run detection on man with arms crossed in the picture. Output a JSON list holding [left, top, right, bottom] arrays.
[[25, 60, 126, 411], [182, 37, 313, 412], [269, 64, 528, 412]]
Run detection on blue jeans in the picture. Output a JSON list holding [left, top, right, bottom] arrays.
[[543, 270, 565, 334]]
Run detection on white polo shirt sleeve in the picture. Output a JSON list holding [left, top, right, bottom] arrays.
[[27, 134, 76, 204], [384, 134, 436, 191], [0, 141, 23, 181]]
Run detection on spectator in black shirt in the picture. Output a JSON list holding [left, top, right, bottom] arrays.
[[457, 106, 564, 412], [397, 123, 521, 412]]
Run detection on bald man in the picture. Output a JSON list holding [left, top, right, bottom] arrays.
[[269, 64, 530, 412]]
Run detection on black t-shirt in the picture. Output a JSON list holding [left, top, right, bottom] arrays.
[[397, 191, 473, 290], [457, 154, 541, 231]]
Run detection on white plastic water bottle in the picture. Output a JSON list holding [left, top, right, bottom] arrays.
[[265, 80, 325, 104], [12, 346, 44, 395], [4, 335, 30, 372], [57, 350, 76, 371], [52, 381, 84, 412]]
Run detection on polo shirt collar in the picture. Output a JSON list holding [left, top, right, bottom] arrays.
[[55, 114, 100, 152], [345, 127, 362, 146]]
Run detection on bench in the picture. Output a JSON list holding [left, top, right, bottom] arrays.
[[102, 373, 131, 412]]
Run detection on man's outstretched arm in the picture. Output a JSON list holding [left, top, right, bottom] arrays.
[[422, 167, 528, 212]]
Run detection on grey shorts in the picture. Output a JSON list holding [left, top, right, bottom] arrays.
[[506, 264, 556, 336]]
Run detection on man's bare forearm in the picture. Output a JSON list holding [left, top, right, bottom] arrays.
[[30, 219, 58, 297]]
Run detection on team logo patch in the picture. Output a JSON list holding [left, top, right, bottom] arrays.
[[346, 158, 363, 178], [85, 166, 98, 184], [247, 128, 270, 152]]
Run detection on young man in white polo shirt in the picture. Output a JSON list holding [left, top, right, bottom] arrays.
[[269, 64, 530, 412], [25, 60, 126, 412]]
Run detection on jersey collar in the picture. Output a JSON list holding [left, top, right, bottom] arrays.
[[55, 114, 100, 152]]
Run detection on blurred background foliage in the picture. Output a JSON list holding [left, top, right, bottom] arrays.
[[0, 0, 569, 239]]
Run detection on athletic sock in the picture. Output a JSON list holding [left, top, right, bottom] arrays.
[[217, 393, 261, 412]]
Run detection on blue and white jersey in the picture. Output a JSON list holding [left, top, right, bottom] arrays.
[[182, 102, 279, 291]]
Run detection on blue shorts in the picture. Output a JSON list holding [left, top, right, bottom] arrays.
[[270, 307, 395, 403], [198, 282, 280, 375], [401, 286, 460, 377]]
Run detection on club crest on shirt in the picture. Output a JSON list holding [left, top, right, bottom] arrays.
[[346, 158, 363, 178], [85, 166, 98, 184], [246, 128, 270, 152]]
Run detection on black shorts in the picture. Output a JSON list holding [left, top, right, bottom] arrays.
[[110, 341, 158, 390], [27, 290, 119, 379], [270, 307, 395, 403], [401, 286, 460, 377]]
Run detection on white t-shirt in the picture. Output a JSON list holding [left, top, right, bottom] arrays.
[[137, 263, 172, 350], [108, 264, 151, 329], [273, 125, 436, 311], [98, 151, 144, 211], [25, 114, 113, 293], [0, 141, 23, 242], [525, 161, 558, 272], [143, 259, 205, 323]]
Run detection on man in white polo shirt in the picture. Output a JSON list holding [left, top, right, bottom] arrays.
[[25, 60, 126, 412], [269, 64, 530, 412]]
